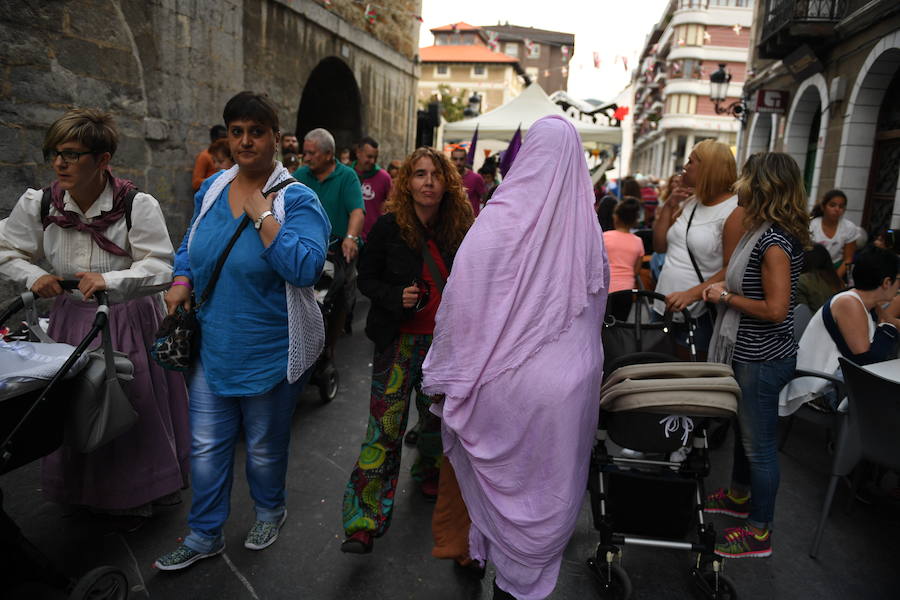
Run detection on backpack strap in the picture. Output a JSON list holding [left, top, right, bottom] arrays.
[[40, 186, 138, 230], [40, 187, 52, 228], [123, 188, 138, 230]]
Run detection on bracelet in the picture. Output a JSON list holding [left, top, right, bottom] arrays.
[[171, 280, 191, 289]]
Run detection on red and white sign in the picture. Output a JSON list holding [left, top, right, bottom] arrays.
[[756, 89, 789, 114]]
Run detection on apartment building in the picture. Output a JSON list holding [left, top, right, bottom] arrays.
[[740, 0, 900, 237], [630, 0, 754, 178]]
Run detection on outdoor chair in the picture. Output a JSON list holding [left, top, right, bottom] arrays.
[[778, 304, 843, 453], [809, 357, 900, 559]]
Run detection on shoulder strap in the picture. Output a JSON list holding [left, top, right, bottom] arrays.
[[195, 178, 297, 308], [421, 240, 447, 294], [196, 216, 250, 308], [40, 187, 52, 227], [123, 188, 138, 230], [263, 177, 297, 197], [685, 203, 705, 285]]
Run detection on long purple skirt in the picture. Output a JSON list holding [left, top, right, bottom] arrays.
[[42, 293, 190, 510]]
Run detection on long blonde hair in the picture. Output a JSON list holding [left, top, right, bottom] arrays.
[[691, 140, 736, 203], [383, 147, 473, 252], [734, 152, 811, 248]]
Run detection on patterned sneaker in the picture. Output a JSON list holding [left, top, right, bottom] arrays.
[[154, 542, 224, 571], [244, 510, 288, 550], [715, 525, 772, 559], [704, 488, 750, 518]]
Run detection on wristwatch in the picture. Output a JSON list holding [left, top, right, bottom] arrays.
[[719, 290, 730, 304], [345, 234, 360, 244], [254, 210, 274, 230]]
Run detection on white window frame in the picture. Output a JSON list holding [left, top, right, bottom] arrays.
[[504, 42, 519, 57], [527, 44, 540, 59], [471, 64, 487, 78], [434, 64, 450, 78]]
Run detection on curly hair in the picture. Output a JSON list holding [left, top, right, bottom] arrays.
[[734, 152, 811, 248], [384, 147, 474, 252]]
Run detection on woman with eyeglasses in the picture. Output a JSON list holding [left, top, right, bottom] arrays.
[[340, 147, 473, 554], [0, 108, 190, 519]]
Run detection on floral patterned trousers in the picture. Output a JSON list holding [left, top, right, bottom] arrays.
[[342, 333, 443, 537]]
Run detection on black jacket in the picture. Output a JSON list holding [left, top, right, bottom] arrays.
[[359, 213, 457, 352]]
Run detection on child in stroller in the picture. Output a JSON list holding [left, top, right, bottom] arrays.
[[588, 289, 741, 600]]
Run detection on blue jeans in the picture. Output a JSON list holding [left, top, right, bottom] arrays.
[[184, 365, 310, 553], [730, 356, 796, 529]]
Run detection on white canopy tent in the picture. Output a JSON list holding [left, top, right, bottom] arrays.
[[442, 83, 623, 145]]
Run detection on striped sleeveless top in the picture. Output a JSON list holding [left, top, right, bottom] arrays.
[[733, 226, 804, 362]]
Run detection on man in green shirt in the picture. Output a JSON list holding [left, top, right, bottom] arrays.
[[294, 128, 364, 361]]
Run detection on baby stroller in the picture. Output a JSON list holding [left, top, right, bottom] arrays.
[[0, 282, 130, 599], [310, 236, 345, 402], [588, 290, 741, 599]]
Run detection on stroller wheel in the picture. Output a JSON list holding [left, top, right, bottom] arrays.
[[319, 367, 339, 403], [690, 566, 737, 600], [587, 556, 632, 599], [68, 566, 128, 600]]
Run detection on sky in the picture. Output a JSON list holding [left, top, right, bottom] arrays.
[[419, 0, 670, 102]]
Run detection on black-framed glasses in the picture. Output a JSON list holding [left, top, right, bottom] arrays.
[[43, 149, 94, 165]]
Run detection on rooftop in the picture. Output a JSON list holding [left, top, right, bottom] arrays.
[[419, 44, 519, 64], [481, 24, 575, 46]]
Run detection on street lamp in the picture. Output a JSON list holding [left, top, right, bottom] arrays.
[[709, 63, 747, 123], [463, 92, 482, 117]]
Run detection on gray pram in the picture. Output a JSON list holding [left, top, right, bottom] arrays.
[[587, 360, 741, 600]]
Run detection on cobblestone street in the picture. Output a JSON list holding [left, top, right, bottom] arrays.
[[3, 297, 897, 599]]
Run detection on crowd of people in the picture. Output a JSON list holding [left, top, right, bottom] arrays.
[[1, 94, 898, 600]]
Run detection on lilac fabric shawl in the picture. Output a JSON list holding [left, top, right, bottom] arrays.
[[422, 115, 607, 402], [422, 115, 608, 599]]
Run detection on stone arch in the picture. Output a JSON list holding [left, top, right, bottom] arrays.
[[834, 29, 900, 231], [747, 112, 774, 156], [295, 57, 363, 156], [784, 73, 829, 207]]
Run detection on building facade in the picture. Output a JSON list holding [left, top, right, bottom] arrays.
[[630, 0, 754, 179], [739, 0, 900, 237], [418, 22, 574, 116], [0, 0, 421, 242], [480, 24, 574, 93], [419, 23, 526, 114]]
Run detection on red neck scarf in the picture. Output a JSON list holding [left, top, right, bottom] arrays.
[[41, 170, 135, 257]]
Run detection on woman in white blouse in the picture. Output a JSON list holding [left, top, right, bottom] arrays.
[[809, 189, 858, 281], [0, 109, 189, 518], [652, 140, 744, 358]]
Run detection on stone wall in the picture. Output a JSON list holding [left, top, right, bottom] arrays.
[[0, 0, 420, 252]]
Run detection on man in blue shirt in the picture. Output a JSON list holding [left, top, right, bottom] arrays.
[[294, 128, 364, 361]]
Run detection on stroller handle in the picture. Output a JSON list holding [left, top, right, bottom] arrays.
[[0, 279, 110, 328], [606, 289, 694, 324]]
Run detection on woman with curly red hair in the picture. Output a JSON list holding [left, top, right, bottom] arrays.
[[340, 147, 474, 554]]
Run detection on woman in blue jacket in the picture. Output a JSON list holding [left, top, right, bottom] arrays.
[[155, 91, 330, 571]]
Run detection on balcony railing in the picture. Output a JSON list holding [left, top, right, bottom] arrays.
[[759, 0, 848, 58]]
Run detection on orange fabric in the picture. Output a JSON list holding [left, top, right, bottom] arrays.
[[431, 458, 472, 562], [192, 149, 216, 192]]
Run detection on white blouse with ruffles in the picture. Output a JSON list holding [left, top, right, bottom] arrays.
[[0, 182, 174, 303]]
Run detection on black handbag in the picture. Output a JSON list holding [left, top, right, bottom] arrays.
[[150, 179, 296, 370]]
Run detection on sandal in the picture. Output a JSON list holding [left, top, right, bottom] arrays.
[[340, 531, 373, 554]]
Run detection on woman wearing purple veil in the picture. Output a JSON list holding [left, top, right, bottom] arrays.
[[423, 115, 609, 599]]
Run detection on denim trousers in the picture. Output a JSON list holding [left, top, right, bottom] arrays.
[[184, 365, 309, 553], [730, 356, 796, 529]]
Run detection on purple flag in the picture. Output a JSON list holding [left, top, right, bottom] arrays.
[[499, 125, 522, 178], [466, 124, 479, 167]]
